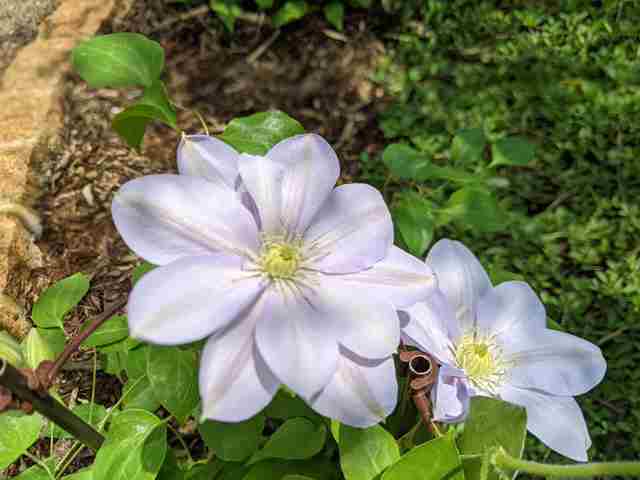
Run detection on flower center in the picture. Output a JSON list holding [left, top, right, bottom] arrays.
[[259, 242, 302, 279], [454, 333, 508, 393]]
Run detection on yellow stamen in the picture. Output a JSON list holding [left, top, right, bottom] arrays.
[[454, 333, 508, 393], [259, 242, 301, 279]]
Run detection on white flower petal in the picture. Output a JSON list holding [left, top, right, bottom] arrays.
[[177, 134, 239, 188], [426, 239, 492, 331], [112, 174, 259, 265], [237, 153, 285, 235], [200, 296, 280, 422], [432, 365, 471, 423], [267, 134, 339, 235], [329, 284, 399, 359], [339, 246, 436, 309], [500, 385, 591, 462], [505, 329, 607, 396], [255, 286, 341, 400], [310, 348, 398, 427], [400, 290, 458, 364], [128, 255, 266, 345], [476, 281, 546, 342], [303, 184, 393, 274]]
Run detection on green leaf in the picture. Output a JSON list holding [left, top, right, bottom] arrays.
[[547, 317, 564, 331], [62, 469, 93, 480], [0, 330, 24, 366], [442, 187, 504, 232], [215, 462, 250, 480], [273, 1, 309, 28], [72, 33, 164, 88], [49, 403, 108, 438], [337, 424, 400, 480], [32, 272, 90, 329], [147, 345, 199, 423], [0, 411, 43, 469], [112, 80, 177, 150], [158, 449, 185, 480], [220, 111, 304, 155], [324, 1, 344, 31], [22, 328, 65, 370], [330, 420, 340, 442], [93, 409, 166, 480], [199, 414, 265, 462], [12, 457, 57, 479], [348, 0, 372, 7], [242, 459, 339, 480], [283, 476, 315, 480], [125, 345, 149, 379], [185, 460, 226, 480], [490, 136, 536, 167], [81, 315, 129, 348], [122, 376, 161, 412], [451, 128, 486, 164], [132, 262, 156, 285], [103, 349, 127, 375], [382, 435, 464, 480], [457, 397, 527, 480], [263, 389, 321, 422], [249, 418, 326, 464], [210, 0, 243, 32], [393, 193, 434, 257], [255, 0, 274, 8], [382, 144, 473, 182]]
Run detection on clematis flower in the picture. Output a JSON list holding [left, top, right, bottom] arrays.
[[112, 133, 435, 426], [400, 239, 606, 461]]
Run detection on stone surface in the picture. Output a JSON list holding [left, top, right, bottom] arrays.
[[0, 0, 120, 337], [0, 0, 58, 75]]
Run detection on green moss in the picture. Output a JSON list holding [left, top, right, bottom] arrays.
[[374, 0, 640, 461]]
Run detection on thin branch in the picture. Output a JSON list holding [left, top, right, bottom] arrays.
[[37, 299, 127, 389], [0, 360, 104, 451]]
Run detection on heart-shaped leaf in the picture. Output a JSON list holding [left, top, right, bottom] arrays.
[[219, 111, 304, 155], [147, 345, 199, 423], [32, 273, 90, 329], [337, 424, 400, 480], [92, 409, 166, 480], [457, 397, 527, 480], [382, 435, 464, 480], [82, 315, 129, 348], [72, 33, 164, 88], [249, 418, 326, 464], [199, 414, 265, 462], [0, 411, 43, 469], [490, 137, 536, 167]]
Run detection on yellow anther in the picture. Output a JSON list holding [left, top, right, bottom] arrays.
[[455, 333, 508, 393], [260, 243, 301, 279]]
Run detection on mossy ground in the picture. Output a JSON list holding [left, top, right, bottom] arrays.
[[371, 0, 640, 462]]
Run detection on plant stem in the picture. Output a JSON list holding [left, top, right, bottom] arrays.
[[167, 421, 195, 465], [0, 359, 104, 451], [24, 451, 55, 480], [39, 299, 126, 388], [493, 448, 640, 478]]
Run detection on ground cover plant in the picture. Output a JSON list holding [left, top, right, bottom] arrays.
[[372, 0, 640, 463], [1, 0, 639, 478]]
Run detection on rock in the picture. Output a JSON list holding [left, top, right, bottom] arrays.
[[0, 0, 126, 339]]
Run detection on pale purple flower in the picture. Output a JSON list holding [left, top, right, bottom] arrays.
[[400, 239, 606, 461], [112, 133, 435, 426]]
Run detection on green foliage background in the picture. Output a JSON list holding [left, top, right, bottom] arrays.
[[372, 0, 640, 462]]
